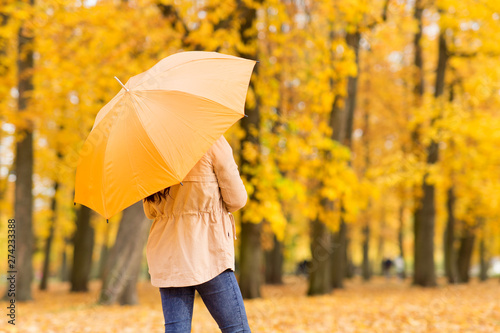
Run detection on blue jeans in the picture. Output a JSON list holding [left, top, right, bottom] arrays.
[[159, 269, 251, 333]]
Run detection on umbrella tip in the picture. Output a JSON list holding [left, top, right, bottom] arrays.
[[74, 202, 76, 206], [106, 219, 109, 223], [114, 76, 129, 92], [244, 114, 248, 118], [180, 182, 184, 186]]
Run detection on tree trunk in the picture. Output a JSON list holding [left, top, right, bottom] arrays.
[[479, 236, 488, 281], [413, 30, 447, 288], [376, 209, 386, 275], [118, 262, 142, 305], [40, 182, 59, 290], [344, 235, 354, 279], [308, 94, 343, 295], [157, 0, 265, 297], [117, 228, 148, 305], [433, 33, 448, 99], [333, 31, 360, 287], [70, 205, 94, 292], [362, 224, 371, 281], [99, 201, 150, 305], [361, 98, 371, 282], [479, 234, 490, 281], [413, 0, 425, 100], [0, 10, 8, 77], [239, 222, 262, 298], [324, 31, 361, 291], [264, 234, 283, 284], [410, 0, 424, 284], [308, 26, 351, 295], [0, 12, 10, 216], [98, 223, 111, 280], [236, 0, 263, 300], [11, 2, 35, 301], [397, 203, 406, 279], [444, 186, 458, 284], [331, 220, 347, 289], [60, 237, 70, 282], [457, 227, 475, 283], [307, 216, 332, 295], [342, 32, 361, 147], [238, 115, 262, 299], [413, 174, 437, 287]]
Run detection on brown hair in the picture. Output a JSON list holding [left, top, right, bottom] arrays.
[[144, 187, 171, 203]]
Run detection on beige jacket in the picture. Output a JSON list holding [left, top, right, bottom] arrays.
[[143, 135, 247, 287]]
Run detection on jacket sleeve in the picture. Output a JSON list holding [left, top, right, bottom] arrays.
[[211, 136, 248, 213], [143, 199, 157, 220]]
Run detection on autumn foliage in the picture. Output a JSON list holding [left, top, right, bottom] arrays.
[[1, 0, 500, 329]]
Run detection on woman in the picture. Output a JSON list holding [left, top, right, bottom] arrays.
[[143, 135, 251, 333]]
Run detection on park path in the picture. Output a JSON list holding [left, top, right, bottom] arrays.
[[0, 276, 499, 332]]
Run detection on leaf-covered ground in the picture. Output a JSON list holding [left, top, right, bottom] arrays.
[[1, 276, 499, 332]]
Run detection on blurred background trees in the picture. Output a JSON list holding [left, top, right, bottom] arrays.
[[1, 0, 500, 302]]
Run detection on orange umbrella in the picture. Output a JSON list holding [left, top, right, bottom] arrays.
[[74, 51, 256, 220]]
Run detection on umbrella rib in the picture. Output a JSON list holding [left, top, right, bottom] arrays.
[[134, 57, 253, 90], [124, 112, 141, 201], [131, 90, 240, 183], [115, 94, 144, 200], [99, 110, 122, 219], [91, 90, 125, 132], [133, 90, 205, 136], [136, 89, 243, 116], [100, 94, 144, 216], [135, 90, 238, 146], [129, 93, 185, 183]]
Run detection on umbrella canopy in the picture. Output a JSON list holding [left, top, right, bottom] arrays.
[[74, 51, 256, 219]]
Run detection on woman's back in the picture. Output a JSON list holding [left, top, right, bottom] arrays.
[[143, 135, 247, 287]]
